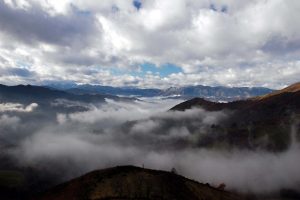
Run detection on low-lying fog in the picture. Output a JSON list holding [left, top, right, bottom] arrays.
[[0, 98, 300, 194]]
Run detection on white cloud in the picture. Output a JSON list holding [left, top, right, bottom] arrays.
[[8, 97, 300, 194], [0, 103, 38, 112], [68, 98, 182, 124], [0, 114, 20, 127], [0, 0, 300, 88]]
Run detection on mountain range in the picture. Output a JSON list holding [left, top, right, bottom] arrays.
[[1, 82, 299, 199], [0, 84, 133, 105], [47, 83, 274, 101], [0, 83, 273, 103]]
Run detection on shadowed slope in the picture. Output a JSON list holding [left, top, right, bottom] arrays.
[[170, 82, 300, 116], [33, 166, 244, 200], [170, 82, 300, 151]]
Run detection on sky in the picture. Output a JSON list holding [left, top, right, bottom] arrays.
[[0, 0, 300, 89]]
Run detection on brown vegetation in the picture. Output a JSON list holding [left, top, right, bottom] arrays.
[[33, 166, 244, 200]]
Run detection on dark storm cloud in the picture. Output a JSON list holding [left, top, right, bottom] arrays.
[[0, 66, 31, 76], [8, 67, 34, 77], [0, 1, 97, 47], [262, 35, 300, 55], [47, 49, 122, 67]]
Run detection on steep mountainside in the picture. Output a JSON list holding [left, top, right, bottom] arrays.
[[170, 82, 300, 151], [33, 166, 244, 200], [171, 82, 300, 114], [253, 82, 300, 100]]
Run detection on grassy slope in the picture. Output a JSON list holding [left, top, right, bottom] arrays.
[[34, 166, 244, 200]]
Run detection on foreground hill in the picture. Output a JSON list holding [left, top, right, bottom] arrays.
[[170, 82, 300, 151], [33, 166, 244, 200]]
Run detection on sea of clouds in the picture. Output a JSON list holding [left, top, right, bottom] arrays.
[[0, 98, 299, 194]]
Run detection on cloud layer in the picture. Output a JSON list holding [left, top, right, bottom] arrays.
[[0, 0, 300, 88], [0, 102, 38, 112], [0, 98, 298, 195]]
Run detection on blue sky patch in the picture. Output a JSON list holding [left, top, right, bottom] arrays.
[[210, 3, 228, 13], [71, 4, 92, 16], [109, 63, 182, 78], [139, 63, 183, 77], [133, 0, 142, 10], [221, 5, 228, 13], [9, 68, 33, 77], [209, 4, 217, 12]]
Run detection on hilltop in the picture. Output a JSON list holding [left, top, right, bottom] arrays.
[[33, 166, 244, 200]]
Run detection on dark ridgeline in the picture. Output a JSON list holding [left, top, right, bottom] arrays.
[[171, 82, 300, 151], [0, 84, 132, 105], [33, 166, 244, 200]]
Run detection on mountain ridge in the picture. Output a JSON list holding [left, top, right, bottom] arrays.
[[0, 84, 134, 105], [171, 82, 300, 112], [47, 83, 274, 101], [253, 82, 300, 100], [170, 82, 300, 151], [33, 165, 244, 200]]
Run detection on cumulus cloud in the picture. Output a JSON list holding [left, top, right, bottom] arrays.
[[0, 0, 300, 88], [0, 102, 38, 112]]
